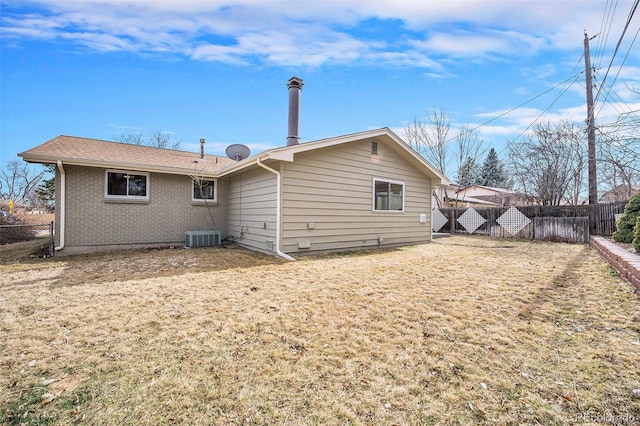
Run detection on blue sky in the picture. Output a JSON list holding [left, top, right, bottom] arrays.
[[1, 0, 639, 177]]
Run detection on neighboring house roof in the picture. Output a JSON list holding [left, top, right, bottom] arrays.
[[19, 135, 234, 176], [20, 128, 449, 186], [444, 189, 499, 206], [455, 184, 516, 195]]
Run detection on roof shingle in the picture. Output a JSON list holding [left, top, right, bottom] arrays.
[[19, 135, 234, 175]]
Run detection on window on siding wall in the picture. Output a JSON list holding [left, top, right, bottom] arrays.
[[105, 170, 149, 199], [374, 179, 404, 211], [192, 179, 216, 202]]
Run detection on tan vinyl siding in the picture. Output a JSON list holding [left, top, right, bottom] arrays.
[[56, 165, 227, 254], [228, 167, 277, 254], [281, 139, 432, 253]]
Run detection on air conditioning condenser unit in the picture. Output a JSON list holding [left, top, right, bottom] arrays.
[[185, 230, 221, 248]]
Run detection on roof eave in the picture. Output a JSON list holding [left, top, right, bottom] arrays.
[[19, 153, 219, 177]]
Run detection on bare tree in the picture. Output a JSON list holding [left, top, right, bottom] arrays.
[[149, 130, 181, 150], [404, 110, 451, 175], [598, 134, 640, 201], [508, 121, 585, 205], [115, 130, 181, 150], [114, 132, 145, 145], [596, 97, 640, 202], [594, 83, 640, 200], [454, 124, 486, 186], [190, 166, 217, 229], [0, 160, 47, 204]]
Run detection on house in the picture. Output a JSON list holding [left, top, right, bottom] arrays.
[[20, 129, 448, 258], [432, 183, 500, 208], [19, 78, 448, 258], [599, 184, 640, 203], [454, 184, 525, 207]]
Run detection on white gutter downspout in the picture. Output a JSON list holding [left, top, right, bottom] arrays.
[[54, 160, 65, 251], [256, 157, 295, 261]]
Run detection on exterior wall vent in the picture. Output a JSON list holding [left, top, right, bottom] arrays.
[[298, 240, 311, 249], [185, 230, 221, 248]]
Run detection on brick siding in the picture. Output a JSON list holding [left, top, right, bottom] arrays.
[[55, 165, 228, 252]]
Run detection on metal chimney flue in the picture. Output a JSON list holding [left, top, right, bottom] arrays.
[[199, 138, 205, 159], [286, 76, 304, 146]]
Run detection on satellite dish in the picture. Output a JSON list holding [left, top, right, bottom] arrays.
[[225, 144, 250, 161]]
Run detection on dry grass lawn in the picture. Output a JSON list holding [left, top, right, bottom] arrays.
[[1, 237, 639, 425]]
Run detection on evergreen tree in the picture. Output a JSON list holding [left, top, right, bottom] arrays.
[[613, 192, 640, 243], [31, 164, 55, 212], [35, 177, 55, 211], [479, 148, 506, 187], [632, 215, 640, 253], [457, 156, 479, 188]]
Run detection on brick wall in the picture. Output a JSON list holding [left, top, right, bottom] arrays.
[[590, 236, 640, 293], [55, 165, 228, 253]]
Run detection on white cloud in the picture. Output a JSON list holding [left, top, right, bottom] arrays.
[[410, 29, 547, 58], [2, 0, 637, 71]]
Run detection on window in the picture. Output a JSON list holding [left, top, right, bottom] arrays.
[[374, 178, 404, 211], [105, 170, 148, 199], [192, 179, 216, 202]]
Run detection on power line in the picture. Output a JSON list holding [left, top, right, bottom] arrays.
[[593, 0, 639, 107], [595, 23, 640, 119], [593, 71, 638, 118], [594, 0, 619, 68], [448, 70, 584, 146], [499, 73, 583, 153]]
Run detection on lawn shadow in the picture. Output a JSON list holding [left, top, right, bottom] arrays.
[[517, 245, 591, 321]]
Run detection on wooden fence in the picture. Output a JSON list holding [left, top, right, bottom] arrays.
[[435, 202, 627, 244], [592, 202, 627, 236]]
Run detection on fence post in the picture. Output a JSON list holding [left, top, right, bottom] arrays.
[[49, 221, 54, 257]]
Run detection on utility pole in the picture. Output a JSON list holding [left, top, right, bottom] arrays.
[[584, 32, 597, 205]]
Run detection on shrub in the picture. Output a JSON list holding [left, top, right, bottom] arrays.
[[633, 216, 640, 253], [613, 193, 640, 243]]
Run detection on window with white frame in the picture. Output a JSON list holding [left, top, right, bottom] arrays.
[[105, 170, 149, 199], [373, 178, 404, 211], [192, 178, 216, 202]]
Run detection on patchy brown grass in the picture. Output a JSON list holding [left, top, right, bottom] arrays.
[[0, 237, 51, 265], [1, 237, 639, 425]]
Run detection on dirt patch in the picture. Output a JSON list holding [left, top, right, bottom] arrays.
[[1, 237, 639, 425]]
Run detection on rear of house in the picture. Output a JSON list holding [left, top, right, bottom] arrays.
[[20, 128, 447, 257], [222, 128, 446, 255], [19, 77, 448, 258]]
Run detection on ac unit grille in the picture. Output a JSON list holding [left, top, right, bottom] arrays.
[[185, 230, 221, 248]]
